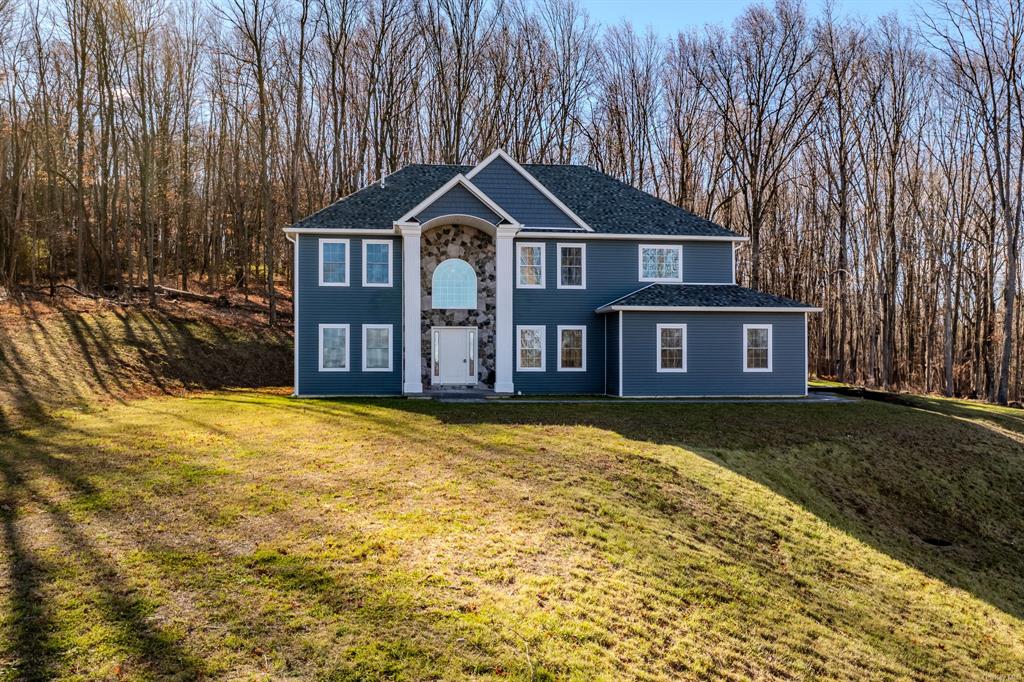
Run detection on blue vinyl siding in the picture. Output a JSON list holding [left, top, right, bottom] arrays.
[[683, 242, 734, 283], [415, 184, 501, 224], [296, 234, 403, 395], [620, 312, 806, 396], [606, 313, 620, 396], [511, 239, 736, 393], [471, 157, 580, 229]]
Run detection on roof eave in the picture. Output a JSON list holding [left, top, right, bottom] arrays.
[[596, 305, 823, 314]]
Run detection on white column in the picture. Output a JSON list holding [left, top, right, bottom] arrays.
[[400, 224, 423, 394], [494, 225, 519, 394]]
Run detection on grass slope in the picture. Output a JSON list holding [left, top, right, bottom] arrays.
[[0, 296, 291, 429], [0, 391, 1021, 680]]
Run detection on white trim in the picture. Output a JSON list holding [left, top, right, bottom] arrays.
[[656, 323, 688, 373], [466, 149, 593, 231], [396, 173, 518, 226], [318, 238, 350, 286], [743, 323, 773, 373], [288, 233, 299, 395], [556, 243, 586, 289], [516, 231, 748, 242], [598, 305, 823, 313], [804, 312, 809, 396], [318, 323, 350, 372], [731, 243, 737, 284], [399, 224, 423, 393], [556, 325, 587, 372], [516, 242, 546, 289], [361, 239, 393, 287], [516, 325, 546, 371], [618, 311, 623, 396], [285, 227, 748, 242], [638, 244, 683, 283], [494, 226, 517, 393], [361, 324, 393, 372]]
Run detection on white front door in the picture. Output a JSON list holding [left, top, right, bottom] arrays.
[[432, 327, 477, 385]]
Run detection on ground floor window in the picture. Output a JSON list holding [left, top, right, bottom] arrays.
[[319, 324, 350, 371], [743, 324, 772, 372], [656, 324, 687, 372], [557, 325, 586, 371], [363, 324, 393, 371], [517, 325, 545, 371]]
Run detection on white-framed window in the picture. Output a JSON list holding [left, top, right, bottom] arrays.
[[319, 239, 350, 286], [657, 324, 687, 372], [362, 240, 392, 287], [516, 325, 546, 371], [362, 324, 392, 372], [557, 325, 586, 371], [318, 323, 350, 371], [557, 243, 586, 289], [517, 242, 545, 288], [743, 324, 772, 372], [639, 244, 682, 282]]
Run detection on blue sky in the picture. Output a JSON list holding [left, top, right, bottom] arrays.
[[578, 0, 920, 35]]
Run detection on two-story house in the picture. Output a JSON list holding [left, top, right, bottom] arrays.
[[284, 150, 819, 397]]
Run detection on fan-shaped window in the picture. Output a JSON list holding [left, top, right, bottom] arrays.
[[432, 259, 477, 309]]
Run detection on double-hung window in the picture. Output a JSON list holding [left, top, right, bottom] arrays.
[[362, 240, 392, 286], [517, 325, 545, 371], [557, 244, 586, 289], [517, 243, 545, 288], [319, 324, 349, 371], [743, 324, 772, 372], [557, 325, 586, 371], [362, 324, 392, 372], [657, 324, 687, 372], [319, 239, 349, 286], [639, 244, 682, 282]]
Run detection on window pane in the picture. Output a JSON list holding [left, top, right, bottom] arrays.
[[520, 328, 542, 368], [365, 243, 390, 284], [746, 328, 769, 369], [519, 246, 543, 285], [322, 242, 347, 283], [560, 328, 583, 368], [660, 327, 683, 369], [432, 259, 477, 309], [560, 247, 582, 286], [748, 328, 768, 349], [365, 327, 390, 369], [642, 247, 679, 279], [322, 327, 347, 368]]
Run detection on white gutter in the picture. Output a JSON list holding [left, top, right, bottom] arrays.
[[596, 305, 823, 314]]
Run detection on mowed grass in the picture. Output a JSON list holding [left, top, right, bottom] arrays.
[[0, 392, 1022, 680]]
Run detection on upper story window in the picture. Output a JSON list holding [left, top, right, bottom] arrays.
[[517, 243, 545, 288], [362, 240, 392, 287], [557, 244, 586, 289], [639, 244, 682, 282], [743, 324, 772, 372], [432, 258, 477, 309], [319, 239, 349, 286]]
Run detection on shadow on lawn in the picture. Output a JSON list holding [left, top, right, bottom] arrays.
[[381, 397, 1024, 623]]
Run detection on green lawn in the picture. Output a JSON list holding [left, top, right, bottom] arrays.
[[0, 391, 1022, 680]]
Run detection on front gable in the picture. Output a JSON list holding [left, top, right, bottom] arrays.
[[397, 173, 517, 228], [467, 150, 591, 231]]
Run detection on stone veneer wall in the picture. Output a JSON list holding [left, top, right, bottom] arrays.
[[420, 224, 496, 387]]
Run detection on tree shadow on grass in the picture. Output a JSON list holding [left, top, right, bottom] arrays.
[[378, 397, 1024, 623]]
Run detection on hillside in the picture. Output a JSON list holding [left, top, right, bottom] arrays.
[[0, 388, 1021, 679], [0, 292, 292, 430]]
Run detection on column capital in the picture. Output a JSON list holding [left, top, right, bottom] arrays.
[[495, 224, 521, 239], [395, 222, 423, 236]]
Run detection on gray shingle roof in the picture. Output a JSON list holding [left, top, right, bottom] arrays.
[[287, 163, 739, 237], [596, 284, 818, 312]]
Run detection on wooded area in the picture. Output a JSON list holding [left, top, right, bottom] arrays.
[[0, 0, 1021, 402]]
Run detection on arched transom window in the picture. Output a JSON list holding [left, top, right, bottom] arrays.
[[432, 258, 477, 309]]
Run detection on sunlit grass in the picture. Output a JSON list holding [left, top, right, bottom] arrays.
[[0, 390, 1022, 680]]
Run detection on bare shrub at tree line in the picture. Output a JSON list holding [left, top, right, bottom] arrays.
[[0, 0, 1021, 403]]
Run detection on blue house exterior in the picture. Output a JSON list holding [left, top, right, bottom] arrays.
[[285, 150, 819, 397]]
